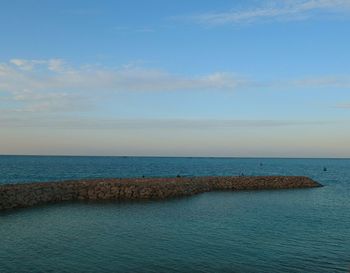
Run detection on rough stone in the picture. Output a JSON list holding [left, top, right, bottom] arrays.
[[0, 176, 322, 211]]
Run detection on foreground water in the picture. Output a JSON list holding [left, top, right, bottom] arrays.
[[0, 156, 349, 272]]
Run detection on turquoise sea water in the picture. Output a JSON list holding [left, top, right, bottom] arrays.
[[0, 156, 349, 272]]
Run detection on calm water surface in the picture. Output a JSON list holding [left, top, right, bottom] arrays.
[[0, 156, 349, 272]]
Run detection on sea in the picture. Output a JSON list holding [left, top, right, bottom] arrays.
[[0, 155, 349, 273]]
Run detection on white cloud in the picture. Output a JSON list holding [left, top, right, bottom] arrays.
[[0, 59, 246, 113], [47, 59, 66, 72], [9, 58, 65, 72], [2, 59, 244, 92], [10, 59, 45, 71], [183, 0, 350, 26], [1, 58, 349, 114]]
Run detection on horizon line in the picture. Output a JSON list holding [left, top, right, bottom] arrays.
[[1, 154, 349, 160]]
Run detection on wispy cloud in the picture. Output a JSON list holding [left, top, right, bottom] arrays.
[[293, 75, 350, 89], [182, 0, 350, 26], [335, 103, 350, 109], [0, 115, 331, 130], [0, 59, 245, 113], [1, 58, 349, 114], [9, 58, 65, 72]]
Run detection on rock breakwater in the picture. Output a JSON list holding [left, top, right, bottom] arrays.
[[0, 176, 322, 210]]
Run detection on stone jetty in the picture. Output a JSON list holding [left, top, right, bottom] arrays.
[[0, 176, 322, 210]]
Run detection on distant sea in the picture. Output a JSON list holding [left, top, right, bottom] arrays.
[[0, 155, 349, 273]]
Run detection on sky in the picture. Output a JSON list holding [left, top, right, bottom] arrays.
[[0, 0, 350, 157]]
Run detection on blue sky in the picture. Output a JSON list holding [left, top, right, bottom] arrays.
[[1, 0, 350, 157]]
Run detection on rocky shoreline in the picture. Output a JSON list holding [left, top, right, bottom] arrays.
[[0, 176, 322, 210]]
